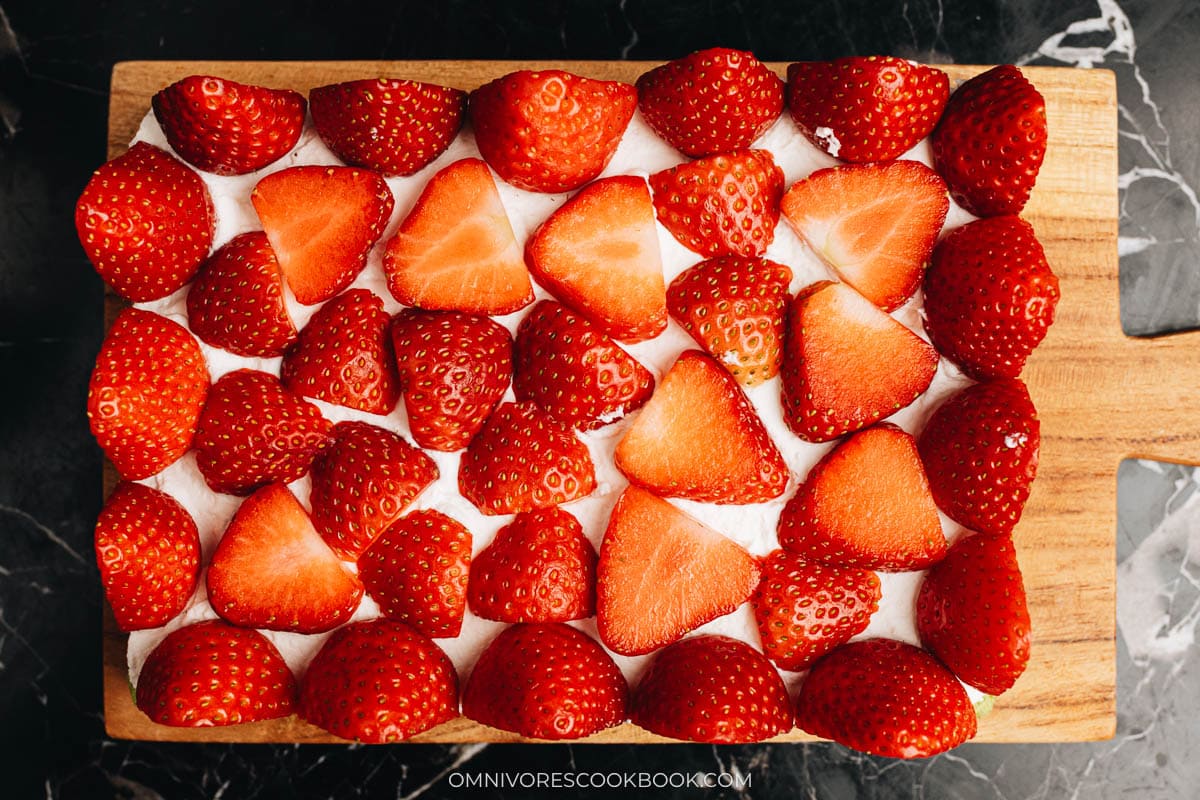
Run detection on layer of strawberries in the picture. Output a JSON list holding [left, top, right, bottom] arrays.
[[79, 49, 1060, 758]]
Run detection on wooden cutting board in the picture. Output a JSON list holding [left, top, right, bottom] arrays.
[[100, 60, 1165, 745]]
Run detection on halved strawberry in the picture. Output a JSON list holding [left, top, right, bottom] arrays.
[[780, 281, 938, 442], [786, 56, 949, 163], [780, 160, 949, 311], [470, 69, 637, 193], [468, 507, 596, 623], [280, 289, 400, 415], [632, 634, 793, 743], [666, 256, 792, 385], [649, 149, 783, 258], [390, 309, 512, 451], [309, 78, 466, 176], [309, 421, 439, 560], [251, 165, 393, 305], [384, 157, 533, 314], [615, 350, 788, 504], [207, 483, 363, 633], [95, 482, 200, 632], [88, 308, 209, 481], [152, 75, 306, 176], [75, 142, 214, 302], [779, 424, 946, 571], [597, 486, 760, 656], [525, 175, 666, 342]]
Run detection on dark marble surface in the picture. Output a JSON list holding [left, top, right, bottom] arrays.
[[2, 0, 1198, 797]]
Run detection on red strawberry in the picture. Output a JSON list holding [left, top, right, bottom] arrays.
[[152, 75, 306, 176], [751, 549, 880, 671], [280, 289, 400, 414], [666, 256, 792, 385], [356, 509, 472, 638], [95, 482, 200, 632], [87, 308, 209, 480], [632, 635, 793, 743], [463, 623, 627, 740], [468, 507, 597, 623], [796, 638, 977, 758], [615, 350, 788, 504], [390, 309, 512, 452], [309, 421, 439, 560], [75, 142, 214, 302], [525, 175, 666, 342], [192, 369, 332, 496], [923, 216, 1060, 380], [513, 300, 654, 430], [780, 281, 938, 442], [458, 402, 596, 515], [310, 78, 466, 176], [779, 424, 946, 571], [384, 157, 533, 314], [136, 619, 296, 727], [786, 56, 949, 163], [251, 166, 393, 305], [780, 160, 949, 311], [186, 231, 297, 357], [597, 486, 760, 656], [649, 149, 784, 258], [299, 618, 458, 743], [470, 70, 636, 193], [637, 47, 784, 158], [932, 65, 1047, 217]]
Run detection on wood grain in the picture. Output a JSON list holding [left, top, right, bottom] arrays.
[[99, 60, 1157, 745]]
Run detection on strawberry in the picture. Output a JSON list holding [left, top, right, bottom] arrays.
[[309, 421, 439, 560], [666, 256, 792, 386], [632, 634, 793, 743], [192, 369, 332, 496], [468, 507, 597, 623], [931, 64, 1047, 217], [152, 75, 306, 176], [917, 534, 1031, 695], [462, 623, 627, 740], [525, 175, 666, 342], [780, 281, 938, 442], [649, 149, 783, 258], [469, 70, 636, 193], [251, 165, 393, 305], [280, 289, 400, 415], [95, 482, 200, 632], [390, 309, 512, 451], [918, 378, 1040, 536], [513, 300, 654, 430], [206, 483, 362, 633], [458, 402, 596, 515], [778, 424, 946, 571], [597, 486, 760, 656], [615, 350, 788, 504], [751, 549, 880, 671], [356, 509, 472, 638], [75, 142, 214, 302], [780, 160, 949, 311], [87, 308, 209, 480], [186, 231, 297, 358], [796, 638, 977, 758], [135, 619, 296, 727], [786, 56, 949, 163], [636, 47, 784, 158], [384, 157, 533, 314], [309, 78, 466, 176], [299, 618, 458, 743], [923, 215, 1060, 380]]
